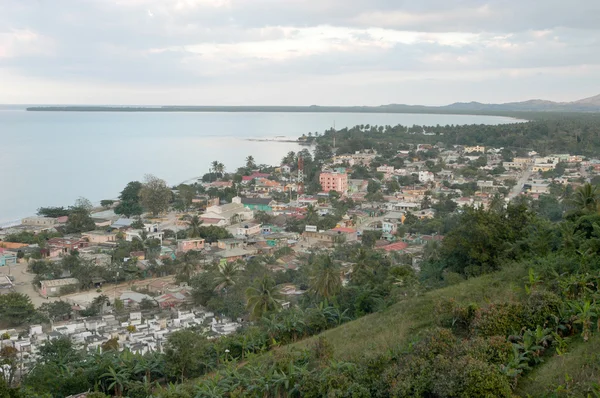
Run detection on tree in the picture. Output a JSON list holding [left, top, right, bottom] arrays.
[[0, 293, 35, 326], [254, 211, 273, 225], [100, 199, 115, 209], [361, 230, 382, 248], [164, 330, 214, 381], [214, 262, 241, 292], [115, 181, 144, 217], [101, 366, 130, 397], [246, 155, 256, 169], [38, 301, 72, 321], [309, 254, 342, 300], [187, 215, 203, 238], [245, 276, 283, 320], [65, 199, 95, 233], [37, 206, 70, 218], [139, 174, 172, 216], [176, 184, 196, 210], [569, 183, 600, 213]]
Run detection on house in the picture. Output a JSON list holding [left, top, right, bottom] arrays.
[[329, 227, 358, 242], [177, 238, 205, 253], [319, 172, 348, 194], [380, 241, 409, 253], [254, 178, 283, 193], [241, 197, 275, 212], [47, 237, 89, 256], [156, 292, 188, 308], [463, 145, 485, 154], [126, 229, 163, 245], [0, 249, 17, 267], [529, 183, 550, 194], [236, 223, 261, 237], [418, 171, 435, 183], [413, 208, 436, 220], [82, 230, 117, 244], [39, 278, 79, 297], [280, 164, 292, 174], [21, 216, 57, 227], [200, 197, 253, 226]]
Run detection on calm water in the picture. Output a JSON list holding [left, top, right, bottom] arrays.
[[0, 110, 520, 223]]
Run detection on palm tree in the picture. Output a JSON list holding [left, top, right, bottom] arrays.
[[101, 366, 130, 397], [216, 162, 225, 175], [210, 160, 219, 174], [214, 262, 241, 293], [309, 254, 342, 300], [245, 276, 283, 320], [245, 155, 256, 169], [178, 261, 196, 282], [305, 205, 319, 225], [569, 183, 600, 212], [187, 215, 203, 238]]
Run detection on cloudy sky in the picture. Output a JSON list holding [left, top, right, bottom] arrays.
[[1, 0, 599, 105]]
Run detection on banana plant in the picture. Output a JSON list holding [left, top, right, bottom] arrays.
[[570, 300, 598, 341]]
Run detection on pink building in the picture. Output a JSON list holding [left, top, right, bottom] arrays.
[[319, 172, 348, 194], [177, 238, 205, 253]]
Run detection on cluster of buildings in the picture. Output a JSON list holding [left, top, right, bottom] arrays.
[[0, 308, 241, 376]]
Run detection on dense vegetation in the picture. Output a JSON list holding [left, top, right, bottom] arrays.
[[309, 112, 600, 157]]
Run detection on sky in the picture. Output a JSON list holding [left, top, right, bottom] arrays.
[[1, 0, 599, 106]]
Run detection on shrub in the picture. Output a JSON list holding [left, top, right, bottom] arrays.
[[464, 336, 512, 365], [525, 290, 563, 328], [432, 355, 512, 397], [434, 298, 478, 335], [471, 303, 526, 337]]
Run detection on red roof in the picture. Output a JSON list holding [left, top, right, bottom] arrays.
[[242, 176, 253, 181], [330, 227, 356, 233], [381, 241, 409, 252]]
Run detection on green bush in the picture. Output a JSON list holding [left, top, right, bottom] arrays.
[[432, 355, 512, 397], [471, 303, 526, 337], [434, 298, 478, 335], [525, 290, 563, 328]]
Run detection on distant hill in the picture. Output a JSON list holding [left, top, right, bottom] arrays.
[[25, 93, 600, 113]]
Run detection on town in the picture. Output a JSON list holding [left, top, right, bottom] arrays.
[[0, 132, 599, 395]]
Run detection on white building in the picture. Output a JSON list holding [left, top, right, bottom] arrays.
[[464, 145, 485, 154], [200, 197, 254, 227], [418, 171, 435, 183]]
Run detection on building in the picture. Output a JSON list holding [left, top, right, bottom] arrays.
[[177, 239, 205, 253], [319, 172, 348, 194], [200, 197, 254, 227], [236, 223, 261, 237], [240, 197, 275, 212], [418, 171, 435, 183], [21, 217, 57, 227], [82, 230, 117, 244], [39, 278, 79, 297], [47, 237, 89, 256], [0, 249, 17, 267], [126, 229, 163, 245], [463, 146, 485, 154]]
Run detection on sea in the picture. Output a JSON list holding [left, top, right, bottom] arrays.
[[0, 108, 522, 224]]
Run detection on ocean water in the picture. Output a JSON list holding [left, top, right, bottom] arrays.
[[0, 109, 520, 223]]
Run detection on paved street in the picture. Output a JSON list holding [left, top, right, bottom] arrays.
[[507, 165, 533, 201]]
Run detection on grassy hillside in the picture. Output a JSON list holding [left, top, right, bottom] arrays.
[[517, 334, 600, 397], [286, 264, 528, 362]]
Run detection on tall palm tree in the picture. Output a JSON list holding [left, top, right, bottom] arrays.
[[245, 276, 283, 320], [245, 155, 256, 169], [305, 205, 319, 225], [569, 183, 600, 212], [101, 366, 130, 397], [210, 160, 219, 174], [187, 215, 203, 238], [213, 262, 241, 292], [179, 261, 196, 282], [309, 254, 342, 300]]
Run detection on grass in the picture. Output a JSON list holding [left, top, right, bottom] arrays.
[[284, 264, 528, 361], [516, 333, 600, 397]]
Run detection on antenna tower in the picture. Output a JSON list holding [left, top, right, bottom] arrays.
[[297, 155, 305, 195]]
